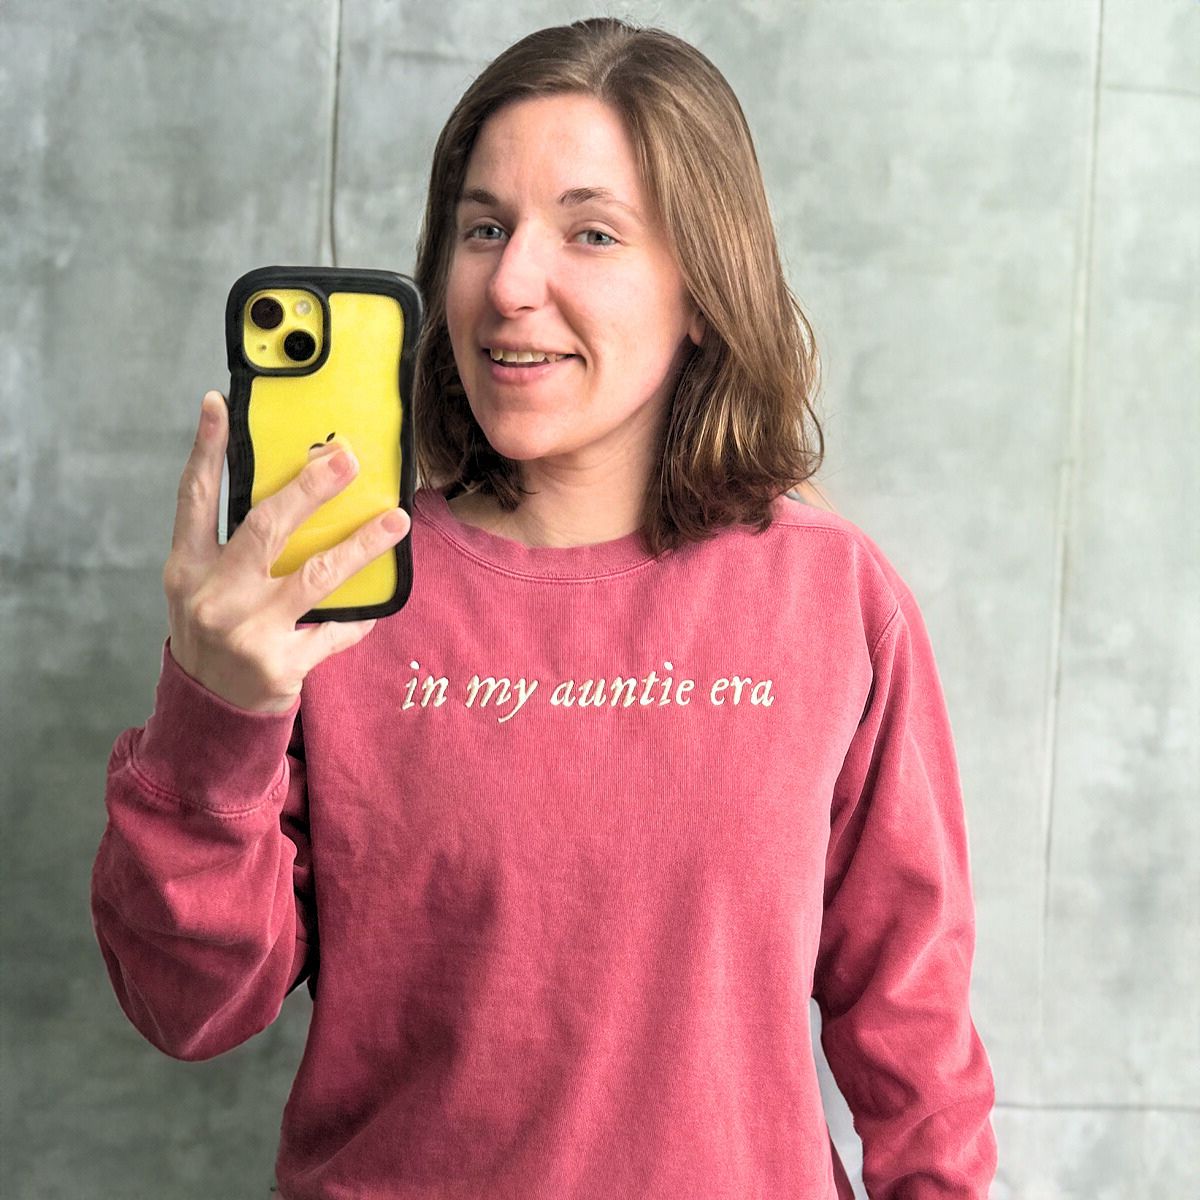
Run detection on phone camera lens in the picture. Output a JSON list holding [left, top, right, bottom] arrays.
[[249, 297, 284, 329], [283, 330, 317, 362]]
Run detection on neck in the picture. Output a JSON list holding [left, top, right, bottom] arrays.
[[449, 459, 655, 549]]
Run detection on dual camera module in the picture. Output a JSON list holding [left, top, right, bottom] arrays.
[[249, 295, 317, 363]]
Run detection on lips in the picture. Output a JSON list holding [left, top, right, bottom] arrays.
[[480, 348, 577, 382], [482, 347, 578, 365]]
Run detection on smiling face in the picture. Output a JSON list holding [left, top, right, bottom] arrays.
[[445, 93, 704, 486]]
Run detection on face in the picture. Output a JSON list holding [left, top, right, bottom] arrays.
[[445, 93, 704, 480]]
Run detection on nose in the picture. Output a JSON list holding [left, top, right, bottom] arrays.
[[485, 229, 548, 316]]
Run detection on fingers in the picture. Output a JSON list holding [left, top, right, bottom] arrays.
[[281, 505, 411, 621], [291, 617, 379, 673], [170, 391, 227, 562], [223, 440, 362, 573], [307, 438, 345, 463]]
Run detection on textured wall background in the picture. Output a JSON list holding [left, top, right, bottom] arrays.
[[2, 1, 1197, 1196]]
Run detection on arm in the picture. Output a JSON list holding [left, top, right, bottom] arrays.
[[93, 386, 404, 1060], [813, 590, 997, 1198], [89, 638, 317, 1062]]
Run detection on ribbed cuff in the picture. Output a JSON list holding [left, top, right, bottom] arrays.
[[132, 638, 302, 811]]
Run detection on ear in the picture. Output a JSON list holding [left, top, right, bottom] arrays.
[[687, 306, 707, 347]]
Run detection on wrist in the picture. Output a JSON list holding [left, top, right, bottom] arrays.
[[164, 638, 298, 717]]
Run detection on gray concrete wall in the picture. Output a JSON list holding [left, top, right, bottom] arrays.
[[2, 1, 1196, 1196]]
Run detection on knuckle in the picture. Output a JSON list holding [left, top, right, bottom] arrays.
[[177, 466, 209, 508], [300, 551, 338, 595], [324, 622, 357, 654], [161, 554, 186, 599], [241, 505, 276, 546], [298, 459, 331, 499], [187, 594, 226, 637]]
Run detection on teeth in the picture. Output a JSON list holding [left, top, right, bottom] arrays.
[[488, 348, 566, 364]]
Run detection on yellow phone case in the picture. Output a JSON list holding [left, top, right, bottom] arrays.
[[224, 266, 422, 622]]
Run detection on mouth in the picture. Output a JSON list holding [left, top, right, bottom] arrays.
[[480, 346, 579, 382], [482, 346, 578, 366]]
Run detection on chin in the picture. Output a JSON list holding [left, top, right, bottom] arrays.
[[468, 407, 571, 463], [479, 432, 564, 464]]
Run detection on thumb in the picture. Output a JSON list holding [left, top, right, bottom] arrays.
[[294, 617, 379, 670]]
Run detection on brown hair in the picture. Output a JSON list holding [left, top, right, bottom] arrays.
[[412, 16, 829, 554]]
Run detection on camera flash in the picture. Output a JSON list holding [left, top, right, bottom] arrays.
[[295, 299, 312, 316]]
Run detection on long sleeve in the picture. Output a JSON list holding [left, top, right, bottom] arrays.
[[90, 638, 317, 1062], [813, 588, 998, 1198]]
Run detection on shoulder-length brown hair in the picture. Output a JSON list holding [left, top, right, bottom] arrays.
[[412, 16, 828, 555]]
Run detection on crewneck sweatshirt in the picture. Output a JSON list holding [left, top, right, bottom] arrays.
[[91, 486, 998, 1200]]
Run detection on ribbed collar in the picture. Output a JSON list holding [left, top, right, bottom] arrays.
[[413, 487, 663, 581]]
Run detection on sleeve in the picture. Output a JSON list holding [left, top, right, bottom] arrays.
[[89, 637, 318, 1062], [812, 589, 998, 1198]]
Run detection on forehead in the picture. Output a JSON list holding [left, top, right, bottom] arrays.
[[464, 93, 645, 198]]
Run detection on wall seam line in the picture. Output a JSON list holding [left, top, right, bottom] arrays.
[[327, 0, 344, 266], [1038, 0, 1105, 1101]]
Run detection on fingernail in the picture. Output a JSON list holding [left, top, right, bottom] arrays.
[[381, 508, 407, 533], [329, 449, 357, 477]]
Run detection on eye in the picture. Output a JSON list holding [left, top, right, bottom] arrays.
[[575, 229, 617, 247], [464, 223, 505, 241]]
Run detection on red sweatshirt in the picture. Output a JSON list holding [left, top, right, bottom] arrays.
[[91, 486, 997, 1199]]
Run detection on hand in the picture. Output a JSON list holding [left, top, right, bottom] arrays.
[[162, 390, 411, 714]]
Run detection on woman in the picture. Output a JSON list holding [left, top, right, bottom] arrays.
[[91, 17, 997, 1199]]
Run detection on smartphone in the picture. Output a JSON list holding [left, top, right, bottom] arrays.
[[223, 265, 422, 623]]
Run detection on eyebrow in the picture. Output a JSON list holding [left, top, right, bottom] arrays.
[[457, 185, 643, 221]]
